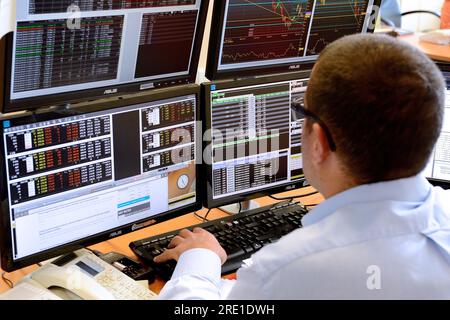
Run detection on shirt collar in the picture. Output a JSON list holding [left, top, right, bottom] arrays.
[[302, 173, 432, 227]]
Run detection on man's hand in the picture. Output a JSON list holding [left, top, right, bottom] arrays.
[[153, 228, 227, 265]]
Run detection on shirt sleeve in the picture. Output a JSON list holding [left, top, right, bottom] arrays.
[[225, 262, 268, 299], [157, 248, 235, 300]]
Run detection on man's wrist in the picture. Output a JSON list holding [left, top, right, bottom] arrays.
[[171, 248, 222, 281]]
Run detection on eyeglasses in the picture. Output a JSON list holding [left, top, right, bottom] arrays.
[[292, 98, 337, 152]]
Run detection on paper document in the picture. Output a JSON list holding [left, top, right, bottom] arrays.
[[0, 0, 15, 40], [420, 30, 450, 46]]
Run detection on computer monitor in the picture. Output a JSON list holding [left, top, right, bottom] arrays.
[[425, 62, 450, 189], [202, 71, 310, 209], [0, 85, 201, 272], [1, 0, 209, 113], [206, 0, 382, 80]]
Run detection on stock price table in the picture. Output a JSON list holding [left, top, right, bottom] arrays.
[[29, 0, 196, 14], [13, 17, 123, 93]]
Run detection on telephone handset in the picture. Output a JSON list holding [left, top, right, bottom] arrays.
[[30, 263, 115, 300], [4, 249, 158, 300]]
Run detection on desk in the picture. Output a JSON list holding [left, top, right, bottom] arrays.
[[0, 188, 323, 295], [400, 33, 450, 62]]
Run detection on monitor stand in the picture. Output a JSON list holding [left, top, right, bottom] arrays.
[[219, 200, 259, 215]]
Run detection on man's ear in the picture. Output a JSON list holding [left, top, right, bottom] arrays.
[[310, 122, 331, 164]]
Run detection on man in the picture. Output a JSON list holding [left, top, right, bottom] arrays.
[[155, 34, 450, 299], [380, 0, 402, 27]]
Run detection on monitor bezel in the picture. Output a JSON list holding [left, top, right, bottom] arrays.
[[0, 36, 5, 113], [205, 0, 382, 81], [0, 84, 203, 272], [1, 0, 210, 113], [427, 62, 450, 189], [202, 71, 311, 209]]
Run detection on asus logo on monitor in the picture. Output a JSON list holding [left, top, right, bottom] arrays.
[[109, 230, 122, 238], [103, 88, 118, 95], [289, 65, 301, 70]]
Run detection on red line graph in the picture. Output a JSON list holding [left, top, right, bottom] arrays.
[[271, 0, 308, 27]]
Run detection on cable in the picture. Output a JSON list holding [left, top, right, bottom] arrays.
[[193, 211, 207, 222], [194, 208, 212, 222], [269, 195, 293, 202], [238, 202, 242, 214], [1, 272, 13, 289], [203, 208, 212, 221], [297, 191, 320, 198], [269, 190, 319, 201]]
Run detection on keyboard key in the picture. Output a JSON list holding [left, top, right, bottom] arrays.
[[255, 233, 271, 242], [226, 246, 245, 260]]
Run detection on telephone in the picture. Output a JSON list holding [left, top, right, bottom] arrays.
[[0, 249, 158, 300]]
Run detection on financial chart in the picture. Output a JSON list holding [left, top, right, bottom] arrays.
[[306, 0, 371, 55], [13, 17, 124, 93], [220, 0, 315, 68], [217, 0, 374, 72]]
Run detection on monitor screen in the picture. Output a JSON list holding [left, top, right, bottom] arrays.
[[425, 63, 450, 188], [2, 0, 208, 112], [203, 72, 310, 208], [0, 85, 200, 271], [206, 0, 381, 80]]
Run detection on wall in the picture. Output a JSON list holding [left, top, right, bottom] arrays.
[[400, 0, 444, 31]]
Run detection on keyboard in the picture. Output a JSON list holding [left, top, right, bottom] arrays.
[[130, 201, 308, 281]]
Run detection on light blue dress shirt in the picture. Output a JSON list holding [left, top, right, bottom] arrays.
[[158, 174, 450, 299]]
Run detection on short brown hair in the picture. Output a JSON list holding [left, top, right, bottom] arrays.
[[306, 34, 445, 184]]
